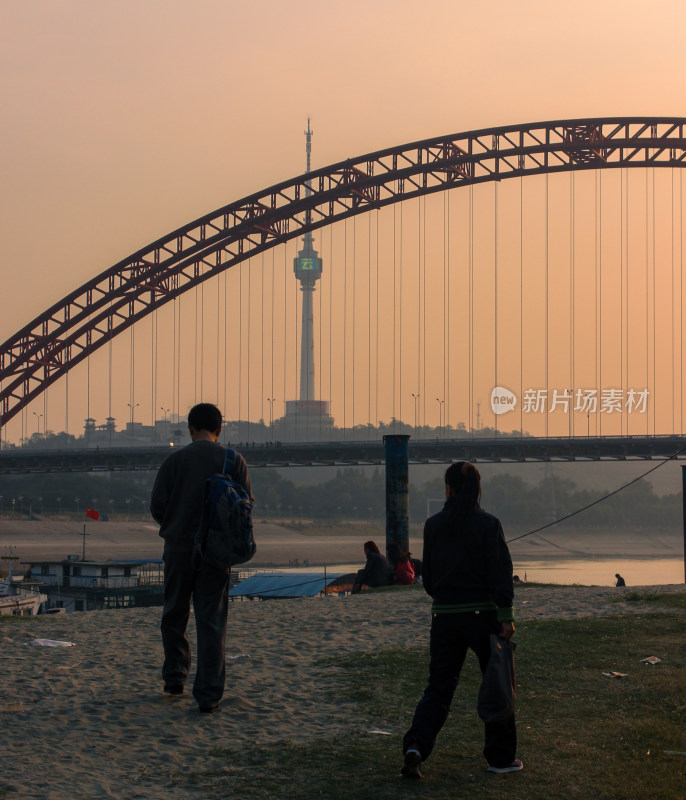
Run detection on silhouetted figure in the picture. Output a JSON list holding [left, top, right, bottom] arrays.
[[401, 461, 521, 779], [351, 540, 392, 593], [151, 403, 253, 714], [615, 573, 626, 587]]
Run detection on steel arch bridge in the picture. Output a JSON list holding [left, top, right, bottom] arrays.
[[2, 116, 686, 429]]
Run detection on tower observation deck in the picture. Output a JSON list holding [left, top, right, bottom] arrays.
[[282, 120, 332, 438]]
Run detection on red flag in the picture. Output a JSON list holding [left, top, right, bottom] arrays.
[[85, 507, 100, 520]]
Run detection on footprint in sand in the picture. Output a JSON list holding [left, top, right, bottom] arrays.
[[222, 695, 257, 710]]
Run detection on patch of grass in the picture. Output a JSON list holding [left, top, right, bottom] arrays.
[[614, 591, 686, 608], [176, 611, 686, 800]]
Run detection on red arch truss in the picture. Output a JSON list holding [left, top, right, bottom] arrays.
[[2, 116, 686, 427]]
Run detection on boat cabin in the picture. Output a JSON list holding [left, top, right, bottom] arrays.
[[22, 556, 164, 613]]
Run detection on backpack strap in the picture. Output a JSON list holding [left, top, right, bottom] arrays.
[[223, 447, 236, 477]]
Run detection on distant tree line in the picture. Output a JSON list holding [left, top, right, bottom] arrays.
[[0, 472, 155, 519], [0, 467, 680, 530], [479, 473, 680, 529], [8, 418, 526, 450]]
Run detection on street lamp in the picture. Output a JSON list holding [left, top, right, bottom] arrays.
[[128, 402, 140, 442], [32, 412, 43, 438], [56, 497, 62, 516], [128, 402, 140, 424], [160, 407, 170, 424], [412, 393, 421, 438], [266, 398, 275, 438], [435, 398, 444, 439]]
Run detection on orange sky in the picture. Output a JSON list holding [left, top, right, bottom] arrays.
[[1, 0, 685, 442]]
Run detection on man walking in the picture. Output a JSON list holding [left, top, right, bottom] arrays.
[[150, 403, 253, 713]]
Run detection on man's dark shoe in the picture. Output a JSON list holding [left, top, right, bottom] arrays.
[[163, 684, 184, 696], [401, 748, 422, 779], [199, 704, 219, 714]]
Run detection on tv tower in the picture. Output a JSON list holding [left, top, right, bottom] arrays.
[[293, 118, 322, 403], [282, 119, 331, 439]]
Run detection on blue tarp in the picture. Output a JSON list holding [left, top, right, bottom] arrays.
[[229, 571, 345, 598]]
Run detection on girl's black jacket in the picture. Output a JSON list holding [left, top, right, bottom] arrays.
[[422, 497, 515, 623]]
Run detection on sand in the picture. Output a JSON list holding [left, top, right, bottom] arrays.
[[1, 582, 684, 800]]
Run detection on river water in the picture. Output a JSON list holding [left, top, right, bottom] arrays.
[[510, 557, 683, 586], [276, 557, 684, 587]]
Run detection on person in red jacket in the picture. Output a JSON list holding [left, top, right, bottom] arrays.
[[388, 542, 415, 585]]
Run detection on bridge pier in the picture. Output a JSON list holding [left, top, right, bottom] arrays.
[[682, 466, 686, 584], [384, 435, 410, 563]]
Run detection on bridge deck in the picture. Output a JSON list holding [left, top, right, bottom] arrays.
[[1, 435, 685, 474]]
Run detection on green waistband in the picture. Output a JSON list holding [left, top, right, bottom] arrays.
[[432, 602, 514, 623], [432, 601, 497, 614]]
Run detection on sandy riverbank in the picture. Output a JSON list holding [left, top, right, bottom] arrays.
[[1, 583, 684, 799], [0, 519, 682, 567]]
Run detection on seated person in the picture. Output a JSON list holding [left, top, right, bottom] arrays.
[[388, 542, 416, 585], [351, 540, 393, 593]]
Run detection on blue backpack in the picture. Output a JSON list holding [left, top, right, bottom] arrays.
[[195, 448, 255, 569]]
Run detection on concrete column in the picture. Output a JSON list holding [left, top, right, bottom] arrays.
[[682, 465, 686, 584], [384, 434, 410, 562]]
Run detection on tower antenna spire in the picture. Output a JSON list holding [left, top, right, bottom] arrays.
[[304, 118, 313, 204], [305, 117, 312, 177]]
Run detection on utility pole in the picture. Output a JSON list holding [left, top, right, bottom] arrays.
[[435, 398, 444, 439]]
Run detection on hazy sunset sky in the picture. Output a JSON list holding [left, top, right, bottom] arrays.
[[1, 0, 685, 440]]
